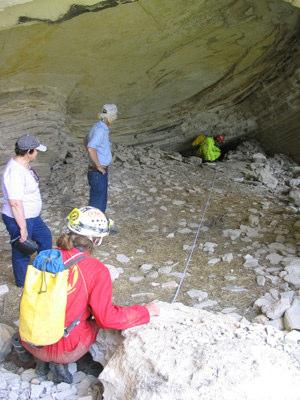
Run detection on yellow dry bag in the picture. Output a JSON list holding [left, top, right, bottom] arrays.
[[19, 250, 85, 346]]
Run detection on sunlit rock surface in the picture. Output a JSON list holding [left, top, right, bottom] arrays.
[[0, 0, 299, 160], [94, 302, 300, 400]]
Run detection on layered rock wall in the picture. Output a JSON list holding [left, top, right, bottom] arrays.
[[0, 88, 70, 173], [246, 42, 300, 161], [0, 0, 299, 160]]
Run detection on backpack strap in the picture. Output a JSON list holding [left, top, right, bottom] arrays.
[[63, 252, 88, 337], [64, 252, 86, 269]]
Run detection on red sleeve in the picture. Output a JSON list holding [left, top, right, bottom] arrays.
[[88, 263, 150, 330]]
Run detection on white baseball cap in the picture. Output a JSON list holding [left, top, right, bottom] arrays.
[[99, 104, 118, 122]]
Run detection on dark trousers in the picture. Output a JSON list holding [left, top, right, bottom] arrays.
[[87, 170, 108, 213], [2, 214, 52, 287]]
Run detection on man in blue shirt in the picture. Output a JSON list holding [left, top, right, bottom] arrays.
[[86, 104, 118, 212]]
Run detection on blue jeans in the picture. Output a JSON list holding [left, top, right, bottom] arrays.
[[2, 214, 52, 287], [87, 170, 108, 213]]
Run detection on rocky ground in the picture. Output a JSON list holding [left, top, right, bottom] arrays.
[[0, 138, 299, 399]]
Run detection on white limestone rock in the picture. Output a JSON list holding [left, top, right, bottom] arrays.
[[252, 314, 269, 325], [268, 242, 289, 254], [203, 242, 218, 253], [266, 318, 285, 331], [221, 307, 237, 314], [266, 253, 283, 265], [158, 266, 172, 274], [256, 275, 266, 286], [0, 323, 14, 362], [285, 330, 300, 344], [90, 330, 123, 367], [284, 259, 300, 288], [172, 200, 185, 206], [140, 264, 153, 272], [282, 256, 300, 267], [73, 371, 86, 384], [0, 285, 9, 296], [161, 281, 178, 289], [243, 254, 259, 268], [129, 276, 144, 283], [177, 227, 192, 234], [187, 289, 208, 302], [222, 253, 234, 263], [254, 293, 275, 310], [222, 285, 248, 293], [224, 275, 237, 281], [289, 189, 300, 207], [184, 156, 202, 166], [252, 164, 278, 189], [116, 254, 130, 264], [30, 384, 44, 398], [208, 257, 221, 265], [76, 376, 99, 397], [252, 153, 267, 163], [240, 224, 260, 238], [21, 369, 36, 382], [146, 271, 159, 279], [223, 229, 241, 241], [261, 297, 291, 320], [105, 264, 123, 281], [226, 312, 243, 322], [98, 302, 300, 400], [193, 299, 218, 309], [248, 214, 259, 227], [284, 298, 300, 331]]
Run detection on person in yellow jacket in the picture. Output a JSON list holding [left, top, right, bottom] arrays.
[[192, 133, 225, 162]]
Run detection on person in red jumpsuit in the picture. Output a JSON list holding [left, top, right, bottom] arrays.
[[19, 206, 159, 383]]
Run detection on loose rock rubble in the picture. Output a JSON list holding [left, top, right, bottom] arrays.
[[0, 136, 299, 398], [0, 365, 101, 400]]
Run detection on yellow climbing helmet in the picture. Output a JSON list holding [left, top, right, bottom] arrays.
[[192, 133, 206, 147]]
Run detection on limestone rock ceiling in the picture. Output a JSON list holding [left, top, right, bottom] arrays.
[[283, 0, 300, 7], [0, 0, 299, 158], [0, 1, 299, 27]]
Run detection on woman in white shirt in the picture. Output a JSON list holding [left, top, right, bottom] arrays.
[[1, 134, 52, 287]]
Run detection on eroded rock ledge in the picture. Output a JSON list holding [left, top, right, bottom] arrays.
[[18, 0, 138, 25]]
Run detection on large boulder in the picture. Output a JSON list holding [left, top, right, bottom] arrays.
[[92, 302, 300, 400]]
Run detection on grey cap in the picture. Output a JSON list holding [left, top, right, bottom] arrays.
[[17, 134, 47, 152]]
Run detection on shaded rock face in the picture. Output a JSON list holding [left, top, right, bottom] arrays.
[[0, 88, 71, 172], [0, 0, 299, 160]]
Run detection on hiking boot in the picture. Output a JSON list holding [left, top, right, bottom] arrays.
[[49, 362, 73, 384], [35, 359, 49, 377], [11, 333, 33, 363]]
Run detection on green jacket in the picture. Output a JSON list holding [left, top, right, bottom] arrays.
[[199, 137, 221, 161]]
